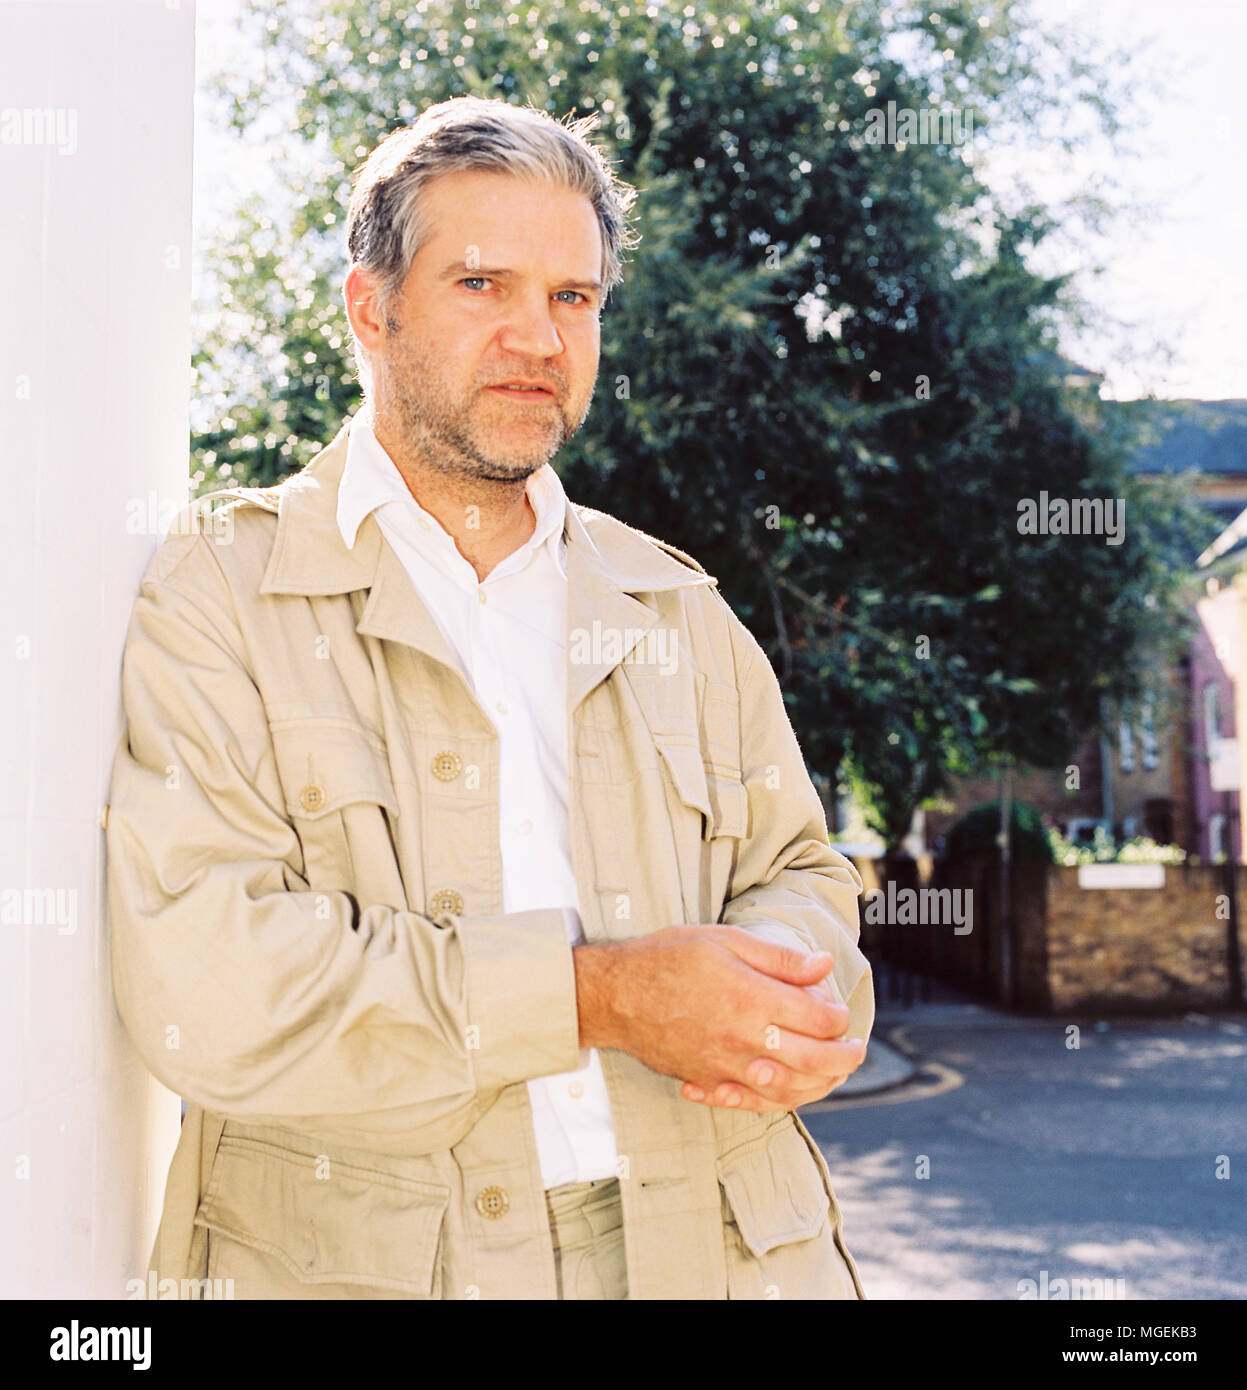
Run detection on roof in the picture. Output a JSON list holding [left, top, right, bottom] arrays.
[[1124, 399, 1247, 478]]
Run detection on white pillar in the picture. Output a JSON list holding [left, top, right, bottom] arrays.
[[0, 0, 196, 1297]]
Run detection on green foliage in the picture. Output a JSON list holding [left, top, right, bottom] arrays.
[[1047, 826, 1186, 866], [194, 0, 1205, 846], [945, 800, 1054, 863]]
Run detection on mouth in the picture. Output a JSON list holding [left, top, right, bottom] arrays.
[[487, 383, 557, 402]]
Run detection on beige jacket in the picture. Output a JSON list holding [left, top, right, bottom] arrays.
[[105, 416, 874, 1300]]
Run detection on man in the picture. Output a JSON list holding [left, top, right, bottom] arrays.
[[106, 95, 874, 1300]]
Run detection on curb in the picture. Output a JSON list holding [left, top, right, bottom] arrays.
[[832, 1030, 919, 1097]]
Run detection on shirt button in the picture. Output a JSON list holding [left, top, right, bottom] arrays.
[[431, 750, 462, 782], [475, 1186, 509, 1220], [419, 516, 431, 531], [517, 818, 533, 836], [568, 1081, 584, 1099], [477, 589, 487, 605], [298, 784, 326, 813], [428, 889, 465, 917], [495, 700, 509, 716]]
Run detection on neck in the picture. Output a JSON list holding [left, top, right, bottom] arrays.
[[370, 413, 540, 582]]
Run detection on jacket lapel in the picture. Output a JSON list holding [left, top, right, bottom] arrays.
[[563, 503, 713, 715], [257, 413, 717, 709]]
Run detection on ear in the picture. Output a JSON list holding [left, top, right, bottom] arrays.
[[344, 264, 386, 357]]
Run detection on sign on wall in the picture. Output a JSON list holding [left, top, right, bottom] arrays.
[[1077, 863, 1166, 890]]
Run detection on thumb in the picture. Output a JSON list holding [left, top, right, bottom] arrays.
[[723, 930, 834, 985]]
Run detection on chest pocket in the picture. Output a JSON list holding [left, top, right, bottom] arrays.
[[646, 679, 750, 923], [626, 667, 749, 832], [269, 720, 401, 900], [653, 738, 749, 841]]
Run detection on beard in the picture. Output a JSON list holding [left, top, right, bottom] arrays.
[[373, 313, 593, 485]]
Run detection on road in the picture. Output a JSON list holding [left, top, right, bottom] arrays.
[[801, 987, 1247, 1300]]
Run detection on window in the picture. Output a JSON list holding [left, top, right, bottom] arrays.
[[1210, 812, 1227, 861], [1118, 719, 1135, 773], [1204, 683, 1222, 754], [1140, 701, 1159, 771]]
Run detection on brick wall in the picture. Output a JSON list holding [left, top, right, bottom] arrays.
[[867, 856, 1246, 1014], [1045, 864, 1244, 1013]]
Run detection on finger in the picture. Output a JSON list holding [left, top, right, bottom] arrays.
[[680, 1078, 792, 1112], [719, 929, 836, 987], [746, 1034, 867, 1092], [729, 1062, 821, 1108], [751, 978, 851, 1041], [700, 1081, 793, 1113]]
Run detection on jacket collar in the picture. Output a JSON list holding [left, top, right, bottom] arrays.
[[253, 414, 717, 710]]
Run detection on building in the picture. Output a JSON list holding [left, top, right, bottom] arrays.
[[921, 394, 1247, 860]]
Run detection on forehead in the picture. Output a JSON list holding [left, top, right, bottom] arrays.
[[414, 168, 602, 271]]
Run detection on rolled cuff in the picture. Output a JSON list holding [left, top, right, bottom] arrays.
[[459, 907, 583, 1091]]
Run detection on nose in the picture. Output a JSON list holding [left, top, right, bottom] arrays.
[[497, 288, 565, 360]]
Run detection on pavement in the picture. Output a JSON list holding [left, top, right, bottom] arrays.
[[800, 978, 1247, 1299]]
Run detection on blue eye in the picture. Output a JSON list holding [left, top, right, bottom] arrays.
[[460, 277, 491, 291]]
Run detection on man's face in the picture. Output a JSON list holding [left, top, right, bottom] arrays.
[[365, 168, 604, 484]]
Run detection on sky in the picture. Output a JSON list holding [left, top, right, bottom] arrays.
[[1025, 0, 1246, 400], [192, 0, 1246, 403]]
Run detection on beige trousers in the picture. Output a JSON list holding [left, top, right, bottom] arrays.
[[544, 1177, 628, 1300], [544, 1174, 863, 1300]]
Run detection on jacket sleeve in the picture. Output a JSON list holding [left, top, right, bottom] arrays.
[[715, 608, 874, 1049], [106, 529, 581, 1154]]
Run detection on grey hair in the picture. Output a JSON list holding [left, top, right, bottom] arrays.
[[344, 95, 640, 389]]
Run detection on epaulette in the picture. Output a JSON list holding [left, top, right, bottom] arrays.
[[585, 508, 708, 575], [193, 483, 281, 515]]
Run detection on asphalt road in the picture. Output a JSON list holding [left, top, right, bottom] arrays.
[[801, 987, 1247, 1300]]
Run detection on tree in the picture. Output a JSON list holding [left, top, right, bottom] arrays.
[[194, 0, 1204, 847]]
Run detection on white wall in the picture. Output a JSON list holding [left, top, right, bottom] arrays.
[[0, 0, 196, 1297]]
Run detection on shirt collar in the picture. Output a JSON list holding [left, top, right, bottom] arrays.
[[337, 413, 569, 578], [245, 410, 715, 600]]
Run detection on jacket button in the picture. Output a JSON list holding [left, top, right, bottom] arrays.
[[431, 751, 462, 782], [475, 1185, 509, 1219], [298, 784, 326, 812], [429, 888, 464, 916]]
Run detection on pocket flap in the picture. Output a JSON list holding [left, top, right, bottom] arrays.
[[708, 774, 749, 838], [194, 1134, 448, 1293], [717, 1120, 830, 1257], [655, 738, 749, 840], [654, 738, 711, 821], [269, 720, 399, 820]]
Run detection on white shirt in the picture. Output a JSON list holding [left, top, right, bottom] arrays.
[[336, 416, 619, 1188]]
